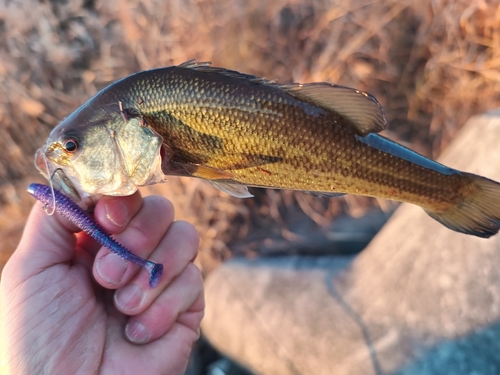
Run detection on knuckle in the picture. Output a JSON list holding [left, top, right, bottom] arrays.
[[127, 225, 154, 250]]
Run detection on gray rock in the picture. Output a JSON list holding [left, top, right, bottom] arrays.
[[202, 111, 500, 375]]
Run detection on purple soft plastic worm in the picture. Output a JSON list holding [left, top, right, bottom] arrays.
[[27, 183, 163, 288]]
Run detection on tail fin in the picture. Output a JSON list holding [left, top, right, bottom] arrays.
[[425, 173, 500, 238]]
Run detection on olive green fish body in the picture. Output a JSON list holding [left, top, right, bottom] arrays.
[[37, 61, 500, 237], [103, 65, 466, 211]]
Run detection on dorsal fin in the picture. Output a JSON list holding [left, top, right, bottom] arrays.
[[280, 83, 387, 135], [178, 59, 211, 69], [177, 60, 277, 85]]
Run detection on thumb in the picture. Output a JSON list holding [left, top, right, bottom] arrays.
[[6, 201, 81, 283]]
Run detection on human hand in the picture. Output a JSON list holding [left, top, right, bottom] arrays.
[[0, 192, 204, 374]]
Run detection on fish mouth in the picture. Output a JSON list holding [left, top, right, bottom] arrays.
[[35, 148, 50, 180], [34, 148, 83, 204]]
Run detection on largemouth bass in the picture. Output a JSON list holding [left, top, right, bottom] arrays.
[[35, 60, 500, 238]]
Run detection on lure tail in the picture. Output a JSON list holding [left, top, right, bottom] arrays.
[[424, 173, 500, 238]]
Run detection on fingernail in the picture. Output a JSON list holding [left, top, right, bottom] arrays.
[[115, 284, 143, 311], [126, 320, 148, 344], [96, 252, 129, 284], [105, 201, 128, 227]]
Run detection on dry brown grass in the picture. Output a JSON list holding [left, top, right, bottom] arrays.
[[1, 0, 499, 274]]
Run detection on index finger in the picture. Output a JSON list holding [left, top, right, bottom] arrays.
[[93, 191, 144, 235]]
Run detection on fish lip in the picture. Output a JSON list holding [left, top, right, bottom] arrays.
[[34, 148, 49, 179], [34, 147, 83, 204]]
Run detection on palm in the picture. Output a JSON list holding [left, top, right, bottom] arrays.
[[0, 193, 203, 375]]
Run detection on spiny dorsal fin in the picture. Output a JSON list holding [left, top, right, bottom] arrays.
[[178, 59, 211, 69], [177, 60, 277, 85], [280, 83, 387, 136]]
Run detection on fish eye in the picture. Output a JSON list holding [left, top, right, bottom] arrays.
[[62, 138, 79, 153]]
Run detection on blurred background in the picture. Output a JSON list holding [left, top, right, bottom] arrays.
[[0, 0, 499, 373]]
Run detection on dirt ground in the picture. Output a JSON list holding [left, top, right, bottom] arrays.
[[1, 0, 499, 274]]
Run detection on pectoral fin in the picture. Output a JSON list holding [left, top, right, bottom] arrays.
[[172, 161, 234, 180], [171, 160, 255, 198], [170, 152, 282, 178], [281, 83, 387, 136]]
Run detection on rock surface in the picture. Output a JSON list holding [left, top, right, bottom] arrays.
[[202, 111, 500, 375]]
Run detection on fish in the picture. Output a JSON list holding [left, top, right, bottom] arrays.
[[27, 183, 163, 288], [35, 59, 500, 238]]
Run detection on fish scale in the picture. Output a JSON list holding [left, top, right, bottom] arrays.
[[36, 60, 500, 237], [144, 78, 460, 201]]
